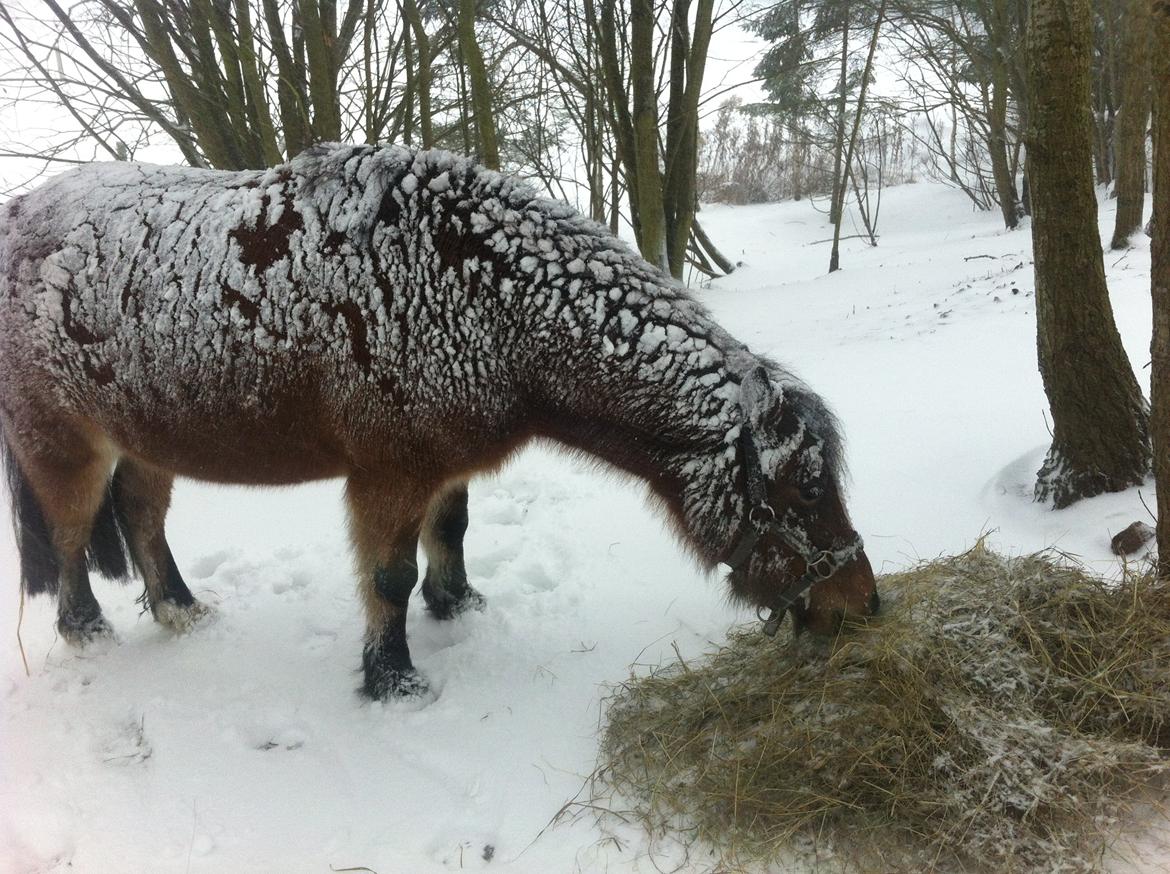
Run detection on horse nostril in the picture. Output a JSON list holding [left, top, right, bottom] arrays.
[[869, 589, 881, 615]]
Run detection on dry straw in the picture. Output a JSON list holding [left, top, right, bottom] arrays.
[[596, 544, 1170, 872]]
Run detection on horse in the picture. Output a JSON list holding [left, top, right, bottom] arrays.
[[0, 143, 878, 699]]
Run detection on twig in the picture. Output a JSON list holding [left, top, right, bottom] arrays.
[[16, 586, 29, 677], [963, 254, 998, 261], [808, 234, 875, 245], [186, 800, 197, 874], [684, 257, 719, 279], [1138, 489, 1158, 525], [330, 867, 381, 873]]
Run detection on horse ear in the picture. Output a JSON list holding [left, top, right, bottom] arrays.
[[739, 366, 775, 428]]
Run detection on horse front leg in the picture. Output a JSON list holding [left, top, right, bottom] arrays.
[[346, 473, 431, 700], [420, 482, 485, 619]]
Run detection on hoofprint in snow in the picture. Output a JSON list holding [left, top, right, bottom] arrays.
[[1, 178, 1165, 872]]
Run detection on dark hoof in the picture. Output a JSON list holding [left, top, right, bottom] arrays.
[[362, 665, 432, 701], [58, 612, 115, 646], [422, 583, 486, 620]]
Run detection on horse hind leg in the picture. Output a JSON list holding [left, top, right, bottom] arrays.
[[420, 483, 485, 620], [111, 458, 210, 632], [9, 429, 118, 644], [347, 473, 433, 700]]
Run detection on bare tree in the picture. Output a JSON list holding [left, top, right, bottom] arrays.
[[0, 0, 394, 172], [891, 0, 1028, 229]]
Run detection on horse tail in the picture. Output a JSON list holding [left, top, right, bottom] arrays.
[[2, 430, 60, 595], [87, 479, 131, 583], [2, 431, 131, 595]]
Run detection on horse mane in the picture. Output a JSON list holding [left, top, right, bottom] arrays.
[[766, 369, 848, 488]]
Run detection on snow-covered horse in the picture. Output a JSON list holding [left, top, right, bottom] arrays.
[[0, 144, 877, 699]]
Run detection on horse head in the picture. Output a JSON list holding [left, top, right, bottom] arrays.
[[725, 366, 879, 636]]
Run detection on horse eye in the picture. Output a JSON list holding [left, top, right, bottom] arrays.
[[797, 486, 822, 506]]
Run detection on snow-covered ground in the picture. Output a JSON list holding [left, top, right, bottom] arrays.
[[1, 180, 1163, 873]]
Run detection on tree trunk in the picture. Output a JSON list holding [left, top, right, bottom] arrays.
[[662, 0, 716, 278], [662, 0, 715, 279], [829, 5, 850, 227], [1028, 0, 1150, 508], [459, 0, 500, 169], [299, 0, 342, 142], [988, 22, 1020, 229], [262, 0, 311, 156], [830, 0, 884, 273], [629, 0, 668, 270], [404, 0, 434, 149], [1151, 0, 1170, 574], [1111, 0, 1152, 248], [1093, 2, 1118, 186]]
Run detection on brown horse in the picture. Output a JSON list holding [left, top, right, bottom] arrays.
[[0, 144, 878, 699]]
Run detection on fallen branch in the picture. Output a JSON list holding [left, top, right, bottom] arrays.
[[809, 233, 877, 245], [692, 218, 736, 274]]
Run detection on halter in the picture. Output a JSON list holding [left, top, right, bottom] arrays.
[[726, 420, 865, 637]]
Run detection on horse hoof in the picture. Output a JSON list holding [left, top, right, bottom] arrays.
[[58, 613, 115, 646], [362, 666, 434, 702], [154, 598, 215, 634], [422, 584, 486, 621]]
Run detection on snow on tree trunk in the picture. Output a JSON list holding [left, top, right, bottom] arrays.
[[1028, 0, 1151, 509]]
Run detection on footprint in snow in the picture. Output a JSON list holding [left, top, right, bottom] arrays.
[[270, 569, 312, 596], [466, 540, 522, 578], [475, 491, 525, 525], [301, 625, 338, 655], [236, 718, 310, 753], [96, 716, 152, 766], [512, 553, 562, 593], [189, 548, 236, 579]]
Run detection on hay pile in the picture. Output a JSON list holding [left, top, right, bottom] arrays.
[[598, 546, 1170, 872]]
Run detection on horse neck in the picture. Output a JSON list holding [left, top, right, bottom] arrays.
[[525, 271, 754, 569]]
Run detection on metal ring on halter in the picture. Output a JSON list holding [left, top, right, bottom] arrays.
[[806, 550, 837, 581], [757, 606, 785, 637], [748, 503, 776, 527]]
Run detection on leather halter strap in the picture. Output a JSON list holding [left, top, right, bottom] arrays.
[[727, 422, 865, 637]]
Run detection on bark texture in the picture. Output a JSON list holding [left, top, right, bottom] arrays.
[[1028, 0, 1150, 508], [1151, 0, 1170, 573]]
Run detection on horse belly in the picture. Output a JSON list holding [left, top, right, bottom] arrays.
[[93, 377, 354, 486]]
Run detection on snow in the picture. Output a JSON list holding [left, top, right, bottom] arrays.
[[2, 178, 1168, 873]]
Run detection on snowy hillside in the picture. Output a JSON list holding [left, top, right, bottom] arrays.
[[2, 181, 1164, 873]]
